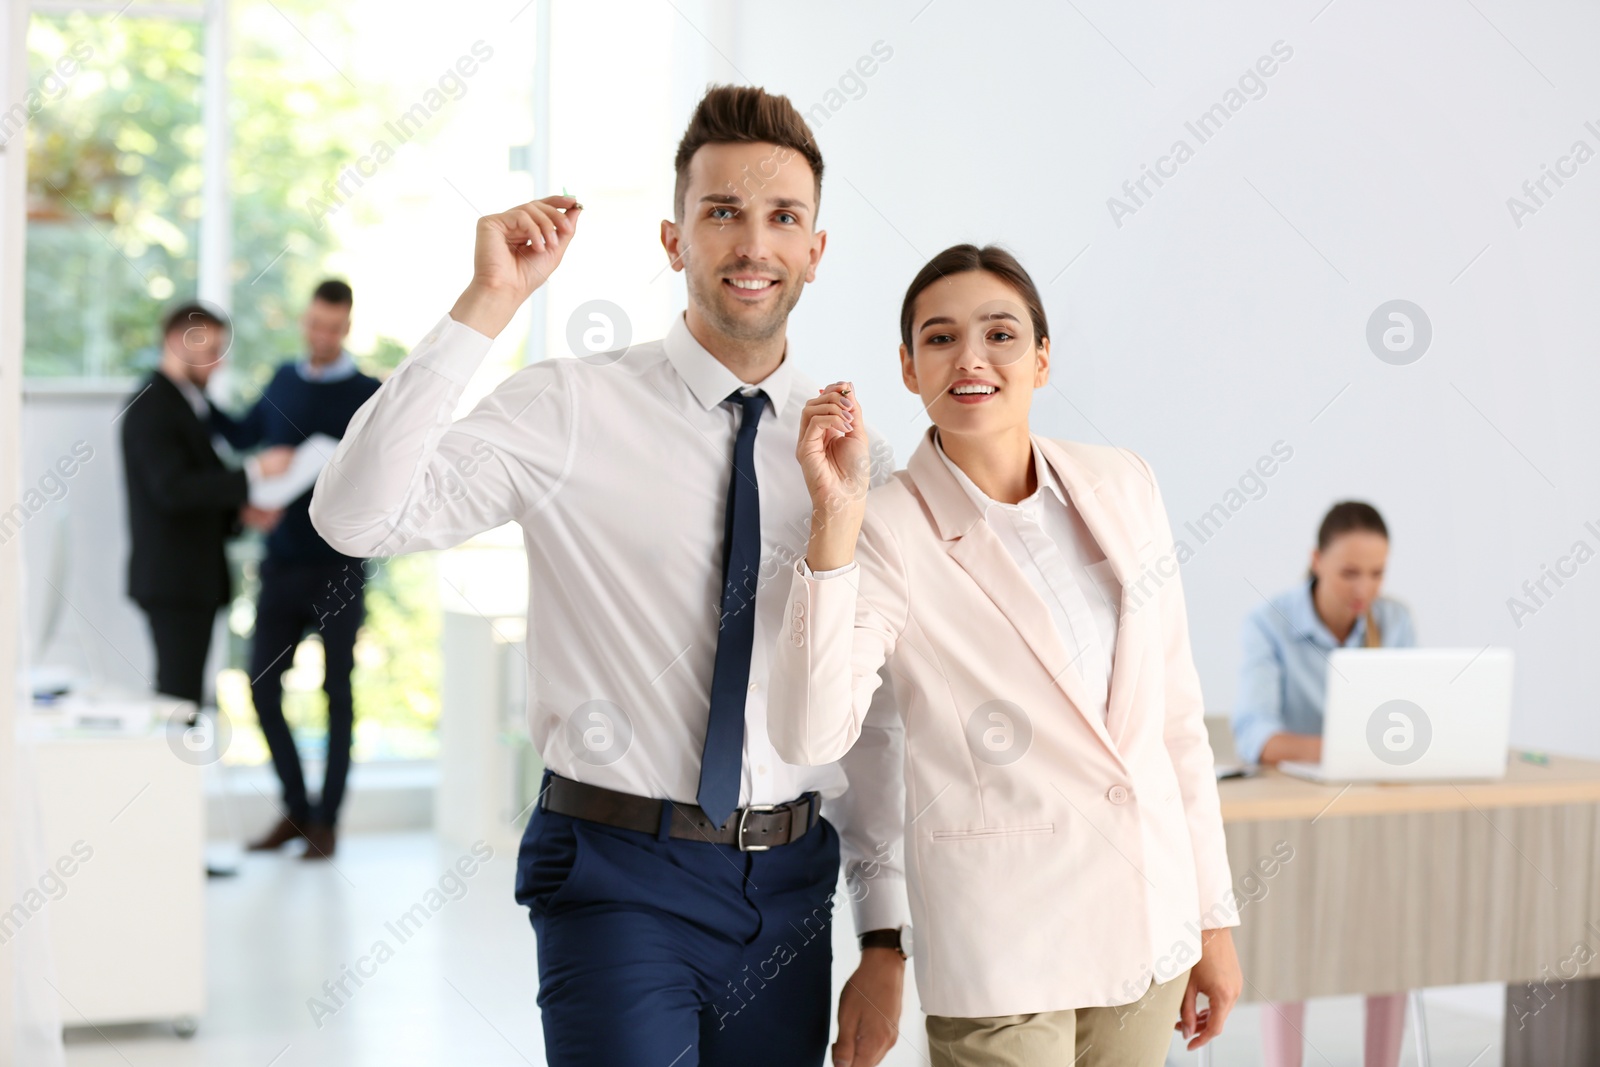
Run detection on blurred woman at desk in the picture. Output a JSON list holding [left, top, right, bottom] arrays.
[[1230, 501, 1414, 1067]]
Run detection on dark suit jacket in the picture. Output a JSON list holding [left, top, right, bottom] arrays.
[[120, 371, 248, 608]]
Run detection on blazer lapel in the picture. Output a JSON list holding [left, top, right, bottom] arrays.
[[907, 429, 1129, 761], [149, 371, 212, 443]]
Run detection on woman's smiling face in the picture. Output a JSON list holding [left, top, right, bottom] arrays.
[[900, 270, 1050, 436]]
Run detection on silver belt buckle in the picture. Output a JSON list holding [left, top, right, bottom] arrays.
[[737, 803, 775, 851]]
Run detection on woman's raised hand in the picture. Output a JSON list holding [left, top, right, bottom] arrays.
[[797, 382, 871, 570]]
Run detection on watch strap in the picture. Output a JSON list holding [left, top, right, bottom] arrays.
[[859, 928, 903, 955]]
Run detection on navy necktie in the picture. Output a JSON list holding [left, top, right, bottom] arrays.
[[698, 388, 768, 829]]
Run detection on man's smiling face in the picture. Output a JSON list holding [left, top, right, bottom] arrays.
[[663, 140, 825, 346]]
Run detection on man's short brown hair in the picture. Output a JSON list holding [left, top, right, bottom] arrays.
[[672, 84, 823, 222], [161, 301, 228, 340]]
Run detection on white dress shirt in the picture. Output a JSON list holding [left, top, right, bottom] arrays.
[[933, 430, 1121, 719], [162, 368, 210, 417], [309, 311, 909, 933]]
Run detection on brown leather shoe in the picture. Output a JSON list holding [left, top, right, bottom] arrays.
[[300, 822, 337, 861], [246, 815, 305, 852]]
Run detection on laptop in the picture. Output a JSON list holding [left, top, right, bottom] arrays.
[[1277, 647, 1514, 783]]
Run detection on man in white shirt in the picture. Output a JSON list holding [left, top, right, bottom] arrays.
[[309, 86, 908, 1067]]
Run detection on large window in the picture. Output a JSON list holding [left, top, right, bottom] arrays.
[[23, 10, 205, 379], [19, 0, 503, 765], [23, 2, 365, 386]]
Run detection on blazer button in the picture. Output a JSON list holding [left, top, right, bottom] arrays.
[[792, 602, 805, 618], [792, 632, 804, 648], [1107, 785, 1130, 805]]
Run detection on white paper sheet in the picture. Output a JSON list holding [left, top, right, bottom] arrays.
[[249, 432, 339, 509]]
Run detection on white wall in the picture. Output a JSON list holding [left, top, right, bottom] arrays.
[[724, 0, 1600, 759], [19, 391, 153, 696], [1, 0, 23, 1057]]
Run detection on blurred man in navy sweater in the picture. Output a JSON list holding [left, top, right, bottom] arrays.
[[213, 280, 380, 859]]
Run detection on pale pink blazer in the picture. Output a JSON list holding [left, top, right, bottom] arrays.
[[768, 427, 1239, 1018]]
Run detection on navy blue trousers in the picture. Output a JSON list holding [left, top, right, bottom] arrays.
[[516, 778, 840, 1066], [250, 558, 365, 825]]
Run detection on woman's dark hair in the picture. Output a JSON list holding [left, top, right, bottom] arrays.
[[899, 244, 1049, 351], [1308, 502, 1389, 586], [1316, 501, 1388, 553]]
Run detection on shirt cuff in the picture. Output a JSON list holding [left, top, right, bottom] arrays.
[[1232, 717, 1277, 766], [409, 313, 496, 387], [848, 872, 912, 937], [797, 557, 858, 580]]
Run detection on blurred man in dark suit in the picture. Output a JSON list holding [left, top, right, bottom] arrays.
[[120, 302, 291, 707], [212, 281, 381, 860]]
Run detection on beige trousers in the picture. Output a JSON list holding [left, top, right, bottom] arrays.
[[925, 968, 1192, 1067]]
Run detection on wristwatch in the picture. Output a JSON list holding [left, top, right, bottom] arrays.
[[859, 924, 912, 960]]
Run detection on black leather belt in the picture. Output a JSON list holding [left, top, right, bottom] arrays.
[[541, 773, 819, 851]]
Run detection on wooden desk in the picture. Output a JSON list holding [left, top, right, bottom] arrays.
[[1218, 752, 1600, 1010]]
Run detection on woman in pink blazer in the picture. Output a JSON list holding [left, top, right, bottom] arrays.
[[768, 244, 1242, 1066]]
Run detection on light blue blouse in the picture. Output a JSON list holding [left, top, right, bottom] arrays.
[[1229, 579, 1416, 764]]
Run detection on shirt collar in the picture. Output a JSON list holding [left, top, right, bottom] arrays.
[[933, 428, 1069, 519], [159, 367, 209, 416], [298, 350, 358, 382], [662, 313, 794, 417]]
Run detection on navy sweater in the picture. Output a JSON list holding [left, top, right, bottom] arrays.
[[212, 361, 381, 564]]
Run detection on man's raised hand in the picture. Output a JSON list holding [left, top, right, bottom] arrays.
[[450, 195, 583, 339]]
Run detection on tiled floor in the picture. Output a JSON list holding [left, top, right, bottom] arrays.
[[60, 831, 1506, 1066]]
